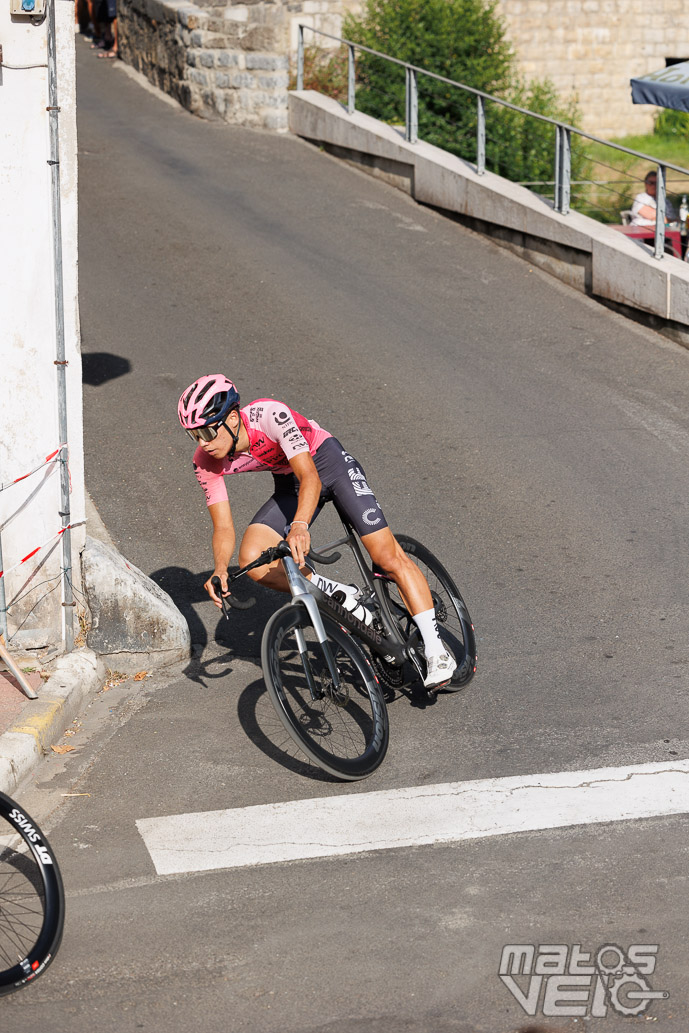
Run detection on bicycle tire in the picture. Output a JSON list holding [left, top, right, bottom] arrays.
[[0, 791, 65, 995], [378, 535, 477, 692], [261, 602, 389, 780]]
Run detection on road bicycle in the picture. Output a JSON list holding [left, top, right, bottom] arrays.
[[0, 789, 65, 995], [213, 509, 477, 781]]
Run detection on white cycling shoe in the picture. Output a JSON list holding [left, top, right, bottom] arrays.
[[423, 652, 457, 692]]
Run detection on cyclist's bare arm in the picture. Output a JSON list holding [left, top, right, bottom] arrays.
[[204, 500, 236, 606], [285, 452, 321, 567]]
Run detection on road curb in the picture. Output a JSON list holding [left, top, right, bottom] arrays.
[[0, 648, 105, 795]]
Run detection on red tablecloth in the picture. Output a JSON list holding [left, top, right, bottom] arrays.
[[611, 224, 683, 258]]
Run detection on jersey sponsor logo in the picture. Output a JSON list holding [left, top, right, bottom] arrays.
[[348, 467, 374, 496], [274, 410, 290, 426], [341, 450, 355, 463], [362, 507, 381, 526]]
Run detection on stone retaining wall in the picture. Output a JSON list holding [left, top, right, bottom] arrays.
[[118, 0, 688, 136], [118, 0, 358, 130]]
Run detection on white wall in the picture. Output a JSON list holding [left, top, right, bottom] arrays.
[[0, 0, 85, 651]]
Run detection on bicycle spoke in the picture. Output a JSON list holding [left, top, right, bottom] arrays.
[[262, 604, 388, 779]]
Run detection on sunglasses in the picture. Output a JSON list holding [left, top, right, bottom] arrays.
[[185, 421, 226, 443]]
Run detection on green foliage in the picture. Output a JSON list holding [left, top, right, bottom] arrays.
[[340, 0, 582, 189], [343, 0, 512, 158], [289, 45, 349, 102], [489, 79, 583, 185], [654, 107, 689, 141]]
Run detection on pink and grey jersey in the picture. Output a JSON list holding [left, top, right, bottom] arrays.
[[193, 399, 332, 507]]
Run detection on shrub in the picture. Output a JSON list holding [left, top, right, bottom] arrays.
[[339, 0, 583, 190], [654, 107, 689, 141], [290, 44, 349, 102]]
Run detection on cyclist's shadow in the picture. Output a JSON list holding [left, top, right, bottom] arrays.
[[149, 563, 278, 662]]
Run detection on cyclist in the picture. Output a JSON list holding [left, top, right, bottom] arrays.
[[178, 374, 457, 690]]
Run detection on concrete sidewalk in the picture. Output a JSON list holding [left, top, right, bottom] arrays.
[[0, 491, 190, 795], [0, 647, 104, 794]]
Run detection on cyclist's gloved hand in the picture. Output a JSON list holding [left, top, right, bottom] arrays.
[[205, 571, 229, 609], [286, 520, 310, 568]]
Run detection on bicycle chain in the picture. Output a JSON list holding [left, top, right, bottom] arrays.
[[370, 651, 405, 689]]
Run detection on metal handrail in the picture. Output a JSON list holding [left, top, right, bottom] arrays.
[[296, 24, 689, 259]]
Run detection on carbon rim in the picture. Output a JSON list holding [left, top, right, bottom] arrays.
[[378, 535, 477, 691], [0, 792, 65, 995]]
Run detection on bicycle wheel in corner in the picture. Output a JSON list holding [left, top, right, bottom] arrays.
[[261, 602, 389, 780], [0, 791, 65, 996], [379, 535, 477, 691]]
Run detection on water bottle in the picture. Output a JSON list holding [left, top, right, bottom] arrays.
[[331, 586, 373, 626], [680, 194, 688, 236]]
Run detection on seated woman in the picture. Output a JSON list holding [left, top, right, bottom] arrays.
[[631, 170, 677, 226]]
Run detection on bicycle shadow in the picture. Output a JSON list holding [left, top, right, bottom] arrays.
[[236, 675, 344, 782], [148, 565, 437, 776]]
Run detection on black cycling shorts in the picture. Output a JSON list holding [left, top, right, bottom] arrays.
[[250, 437, 389, 539]]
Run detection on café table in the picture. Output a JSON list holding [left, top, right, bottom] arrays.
[[610, 224, 683, 259]]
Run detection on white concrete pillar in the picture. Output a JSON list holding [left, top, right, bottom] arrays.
[[0, 0, 85, 652]]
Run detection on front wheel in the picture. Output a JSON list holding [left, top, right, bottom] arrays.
[[0, 791, 65, 996], [377, 536, 477, 691], [261, 603, 389, 780]]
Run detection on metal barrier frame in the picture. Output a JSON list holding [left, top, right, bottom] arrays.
[[297, 24, 689, 259]]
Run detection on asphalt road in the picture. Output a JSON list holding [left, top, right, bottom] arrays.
[[5, 40, 689, 1032]]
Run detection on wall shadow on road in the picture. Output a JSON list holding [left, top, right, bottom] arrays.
[[81, 351, 132, 386]]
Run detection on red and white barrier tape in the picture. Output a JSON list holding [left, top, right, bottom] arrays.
[[0, 444, 67, 492], [0, 523, 82, 580]]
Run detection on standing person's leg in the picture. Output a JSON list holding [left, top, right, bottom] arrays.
[[75, 0, 90, 35], [96, 0, 117, 54]]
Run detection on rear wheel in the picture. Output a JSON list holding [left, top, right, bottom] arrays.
[[377, 536, 477, 691], [0, 791, 65, 996], [261, 603, 389, 780]]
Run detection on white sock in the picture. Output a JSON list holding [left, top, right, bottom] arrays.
[[311, 574, 358, 598], [413, 608, 445, 658]]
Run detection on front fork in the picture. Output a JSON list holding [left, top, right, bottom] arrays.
[[283, 555, 341, 697]]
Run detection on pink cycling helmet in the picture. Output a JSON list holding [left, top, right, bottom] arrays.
[[177, 374, 240, 429]]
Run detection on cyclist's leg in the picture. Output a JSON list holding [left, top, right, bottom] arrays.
[[320, 441, 453, 683], [315, 439, 432, 612], [239, 522, 287, 591], [359, 527, 432, 614], [238, 474, 323, 592]]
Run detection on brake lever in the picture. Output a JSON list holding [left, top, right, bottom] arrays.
[[210, 576, 255, 616]]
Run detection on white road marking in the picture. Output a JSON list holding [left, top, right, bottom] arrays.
[[136, 759, 689, 875]]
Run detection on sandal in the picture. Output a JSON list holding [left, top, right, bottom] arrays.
[[97, 48, 118, 58]]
